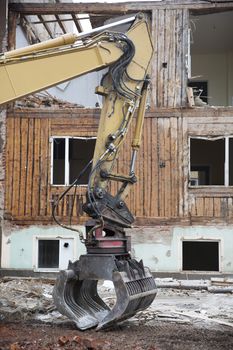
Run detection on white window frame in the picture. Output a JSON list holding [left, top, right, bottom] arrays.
[[33, 236, 77, 272], [50, 136, 96, 186], [189, 136, 233, 187], [181, 239, 221, 273]]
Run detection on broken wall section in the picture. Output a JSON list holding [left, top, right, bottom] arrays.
[[190, 11, 233, 107]]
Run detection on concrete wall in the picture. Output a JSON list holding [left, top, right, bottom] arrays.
[[2, 223, 233, 274], [129, 226, 233, 273], [1, 223, 86, 271]]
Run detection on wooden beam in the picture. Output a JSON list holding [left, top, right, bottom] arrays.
[[31, 17, 78, 25], [7, 10, 18, 51], [71, 14, 82, 33], [20, 16, 40, 44], [0, 0, 7, 52], [38, 14, 53, 38], [8, 1, 233, 16], [55, 14, 67, 34], [9, 2, 130, 15]]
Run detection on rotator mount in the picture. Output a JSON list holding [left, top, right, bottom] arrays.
[[84, 220, 132, 256], [83, 186, 135, 231]]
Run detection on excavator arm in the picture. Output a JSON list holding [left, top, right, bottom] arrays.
[[0, 13, 156, 330]]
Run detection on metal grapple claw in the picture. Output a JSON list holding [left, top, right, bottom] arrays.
[[53, 254, 156, 330]]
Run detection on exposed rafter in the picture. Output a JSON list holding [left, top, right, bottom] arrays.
[[71, 14, 82, 33], [55, 14, 67, 34], [20, 15, 40, 44], [38, 14, 53, 38]]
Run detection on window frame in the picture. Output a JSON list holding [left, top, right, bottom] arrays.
[[181, 239, 221, 272], [50, 136, 96, 186], [33, 236, 77, 272], [37, 238, 60, 269], [189, 135, 233, 188]]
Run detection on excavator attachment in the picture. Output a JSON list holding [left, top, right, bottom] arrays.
[[53, 254, 156, 330], [1, 10, 156, 330], [48, 13, 156, 330]]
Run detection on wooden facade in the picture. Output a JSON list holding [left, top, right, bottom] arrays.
[[5, 109, 98, 224], [4, 1, 233, 228], [5, 107, 233, 226], [151, 8, 189, 108]]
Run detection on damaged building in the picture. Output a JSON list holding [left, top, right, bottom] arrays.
[[1, 0, 233, 276]]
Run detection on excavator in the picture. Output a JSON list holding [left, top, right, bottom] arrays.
[[0, 13, 157, 330]]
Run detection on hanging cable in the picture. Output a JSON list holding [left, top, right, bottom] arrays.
[[52, 159, 93, 243]]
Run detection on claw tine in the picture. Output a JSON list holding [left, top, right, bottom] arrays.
[[75, 280, 110, 322], [53, 256, 156, 331], [53, 270, 99, 330], [97, 272, 157, 330]]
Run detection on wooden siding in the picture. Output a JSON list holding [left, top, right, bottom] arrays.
[[5, 110, 99, 223], [187, 111, 233, 224], [5, 108, 233, 225], [151, 9, 189, 108]]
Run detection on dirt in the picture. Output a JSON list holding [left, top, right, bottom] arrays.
[[1, 278, 233, 350], [0, 319, 233, 350]]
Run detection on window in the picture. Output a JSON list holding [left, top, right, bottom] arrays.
[[37, 238, 74, 270], [182, 241, 219, 272], [51, 137, 96, 185], [38, 240, 59, 268], [190, 11, 233, 107], [189, 137, 233, 186], [188, 81, 208, 104]]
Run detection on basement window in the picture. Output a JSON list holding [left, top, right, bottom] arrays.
[[37, 238, 74, 270], [51, 137, 96, 186], [182, 240, 219, 272], [189, 137, 233, 186], [38, 240, 59, 268], [190, 10, 233, 107]]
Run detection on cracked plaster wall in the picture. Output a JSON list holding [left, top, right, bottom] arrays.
[[2, 224, 233, 273], [127, 226, 233, 273]]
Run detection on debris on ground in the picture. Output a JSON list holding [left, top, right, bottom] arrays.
[[155, 277, 233, 292], [1, 276, 233, 349], [8, 334, 112, 350]]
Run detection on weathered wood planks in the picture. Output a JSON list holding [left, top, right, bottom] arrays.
[[151, 9, 189, 109], [5, 107, 233, 225]]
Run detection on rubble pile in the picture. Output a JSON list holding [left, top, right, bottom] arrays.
[[0, 278, 61, 323], [14, 92, 84, 109]]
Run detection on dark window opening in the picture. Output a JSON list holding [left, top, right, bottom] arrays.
[[229, 138, 233, 185], [53, 138, 65, 185], [190, 138, 225, 185], [69, 138, 96, 185], [190, 11, 233, 107], [38, 240, 59, 268], [182, 241, 219, 271], [52, 137, 96, 185], [188, 81, 208, 104], [190, 165, 210, 186]]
